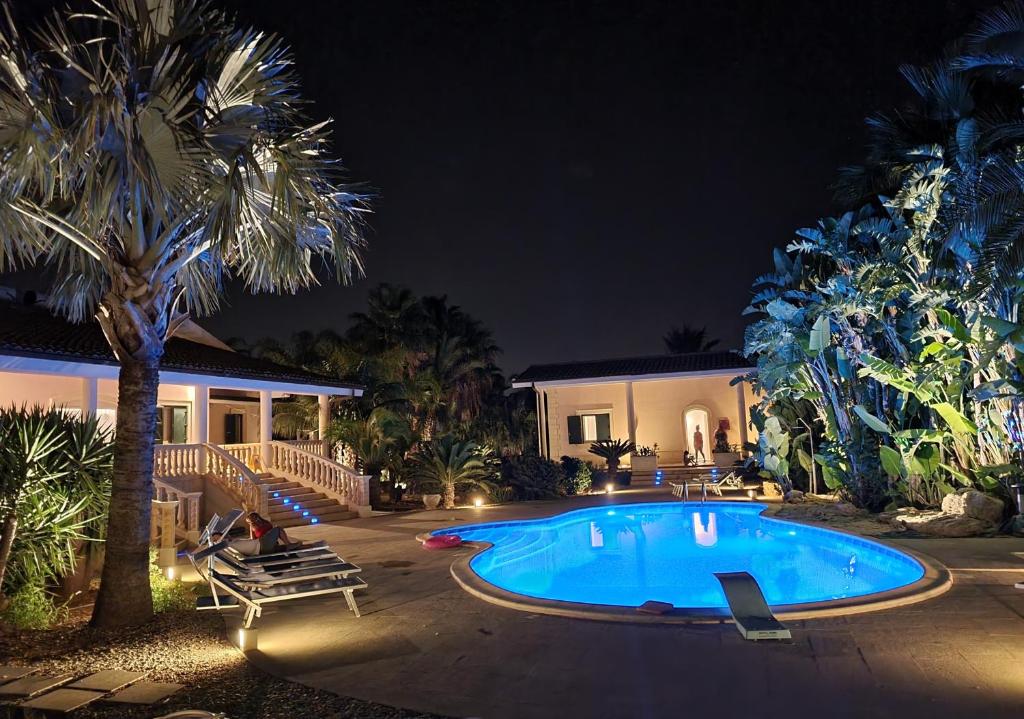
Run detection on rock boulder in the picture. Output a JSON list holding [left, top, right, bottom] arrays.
[[894, 511, 993, 537]]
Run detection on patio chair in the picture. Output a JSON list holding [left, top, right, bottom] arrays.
[[714, 571, 791, 641]]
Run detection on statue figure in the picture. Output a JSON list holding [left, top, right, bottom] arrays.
[[714, 419, 730, 453]]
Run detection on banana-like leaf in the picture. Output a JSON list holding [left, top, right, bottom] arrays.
[[879, 445, 907, 479], [808, 314, 830, 352], [931, 402, 977, 435], [852, 404, 892, 434]]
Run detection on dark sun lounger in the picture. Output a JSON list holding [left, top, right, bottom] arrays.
[[714, 571, 792, 641]]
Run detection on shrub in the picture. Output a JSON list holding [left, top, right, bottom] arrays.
[[0, 582, 67, 630], [149, 553, 194, 613], [498, 454, 565, 500], [559, 456, 593, 495]]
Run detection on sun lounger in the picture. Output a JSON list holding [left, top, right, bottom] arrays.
[[714, 571, 791, 640], [210, 548, 360, 588], [704, 471, 746, 496], [204, 569, 366, 626]]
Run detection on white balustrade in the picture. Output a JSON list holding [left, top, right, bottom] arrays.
[[283, 438, 327, 455], [153, 443, 203, 478], [269, 441, 370, 508], [153, 478, 203, 543], [205, 443, 269, 515], [219, 443, 262, 471]]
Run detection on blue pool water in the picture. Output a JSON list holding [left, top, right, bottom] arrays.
[[434, 502, 924, 609]]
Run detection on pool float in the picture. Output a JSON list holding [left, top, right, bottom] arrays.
[[422, 534, 462, 550]]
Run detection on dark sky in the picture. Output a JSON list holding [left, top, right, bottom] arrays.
[[6, 0, 998, 374]]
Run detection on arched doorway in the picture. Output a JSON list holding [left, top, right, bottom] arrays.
[[683, 405, 711, 464]]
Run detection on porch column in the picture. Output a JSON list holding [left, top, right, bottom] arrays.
[[625, 381, 636, 446], [736, 382, 748, 448], [81, 377, 98, 417], [190, 384, 209, 444], [191, 384, 209, 472], [318, 394, 331, 457], [259, 390, 272, 467]]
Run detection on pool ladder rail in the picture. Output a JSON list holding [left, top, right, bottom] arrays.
[[680, 480, 708, 504]]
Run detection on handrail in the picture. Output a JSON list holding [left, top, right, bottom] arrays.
[[268, 440, 370, 509], [204, 443, 269, 516]]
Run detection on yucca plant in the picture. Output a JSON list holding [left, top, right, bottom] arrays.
[[0, 0, 367, 626], [588, 438, 636, 481], [410, 435, 495, 509], [0, 406, 69, 597]]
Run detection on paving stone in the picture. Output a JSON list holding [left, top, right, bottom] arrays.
[[0, 673, 74, 698], [68, 669, 146, 692], [0, 666, 36, 684], [106, 681, 183, 704], [20, 688, 105, 712]]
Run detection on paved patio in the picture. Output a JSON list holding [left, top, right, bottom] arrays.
[[232, 488, 1024, 719]]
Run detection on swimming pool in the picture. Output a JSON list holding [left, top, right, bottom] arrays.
[[435, 502, 932, 613]]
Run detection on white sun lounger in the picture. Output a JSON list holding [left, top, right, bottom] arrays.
[[210, 547, 361, 588], [714, 571, 791, 641], [199, 568, 366, 626]]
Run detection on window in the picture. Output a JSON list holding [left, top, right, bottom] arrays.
[[567, 413, 611, 444]]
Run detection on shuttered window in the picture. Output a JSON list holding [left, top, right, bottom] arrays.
[[568, 413, 611, 444]]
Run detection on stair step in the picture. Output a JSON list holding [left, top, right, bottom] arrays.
[[263, 481, 301, 490], [266, 486, 318, 500], [269, 492, 327, 506], [269, 500, 340, 518], [274, 509, 358, 528], [268, 497, 331, 510]]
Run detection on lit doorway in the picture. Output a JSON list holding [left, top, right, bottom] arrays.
[[683, 406, 710, 463]]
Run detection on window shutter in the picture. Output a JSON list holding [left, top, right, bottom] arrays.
[[596, 414, 611, 441], [567, 415, 583, 444]]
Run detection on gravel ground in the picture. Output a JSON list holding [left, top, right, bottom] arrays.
[[0, 604, 448, 719]]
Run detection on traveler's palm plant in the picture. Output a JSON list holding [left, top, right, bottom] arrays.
[[0, 0, 367, 626], [410, 436, 495, 509], [588, 438, 636, 479]]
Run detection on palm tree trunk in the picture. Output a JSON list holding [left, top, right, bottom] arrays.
[[443, 479, 456, 509], [368, 472, 382, 509], [0, 511, 18, 599], [91, 354, 159, 628], [608, 459, 619, 484]]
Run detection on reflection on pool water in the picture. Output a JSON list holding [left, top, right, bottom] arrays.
[[434, 502, 924, 609]]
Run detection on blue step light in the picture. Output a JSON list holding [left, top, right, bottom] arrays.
[[310, 517, 319, 524], [302, 510, 309, 517], [293, 504, 301, 511], [283, 497, 291, 505], [272, 492, 280, 498]]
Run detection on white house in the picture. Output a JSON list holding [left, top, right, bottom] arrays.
[[512, 351, 758, 467], [0, 293, 370, 540]]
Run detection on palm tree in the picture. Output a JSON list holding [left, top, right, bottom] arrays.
[[410, 436, 495, 509], [588, 438, 636, 482], [0, 0, 367, 627], [663, 325, 720, 354]]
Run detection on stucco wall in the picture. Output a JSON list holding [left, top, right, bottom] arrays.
[[209, 401, 260, 444], [542, 373, 758, 466]]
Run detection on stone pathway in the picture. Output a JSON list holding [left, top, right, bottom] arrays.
[[0, 666, 180, 714], [231, 489, 1024, 719]]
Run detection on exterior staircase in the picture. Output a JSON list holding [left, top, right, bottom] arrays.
[[259, 472, 360, 528]]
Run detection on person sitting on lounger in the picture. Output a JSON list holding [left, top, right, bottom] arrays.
[[210, 512, 297, 555]]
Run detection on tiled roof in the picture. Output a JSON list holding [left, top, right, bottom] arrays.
[[512, 351, 753, 384], [0, 305, 360, 392]]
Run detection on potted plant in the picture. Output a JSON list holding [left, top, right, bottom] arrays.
[[631, 444, 659, 474], [712, 420, 742, 467], [589, 438, 636, 486]]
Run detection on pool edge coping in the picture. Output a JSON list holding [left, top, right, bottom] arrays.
[[420, 504, 953, 624]]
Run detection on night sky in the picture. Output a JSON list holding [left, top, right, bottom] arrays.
[[7, 0, 999, 374]]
